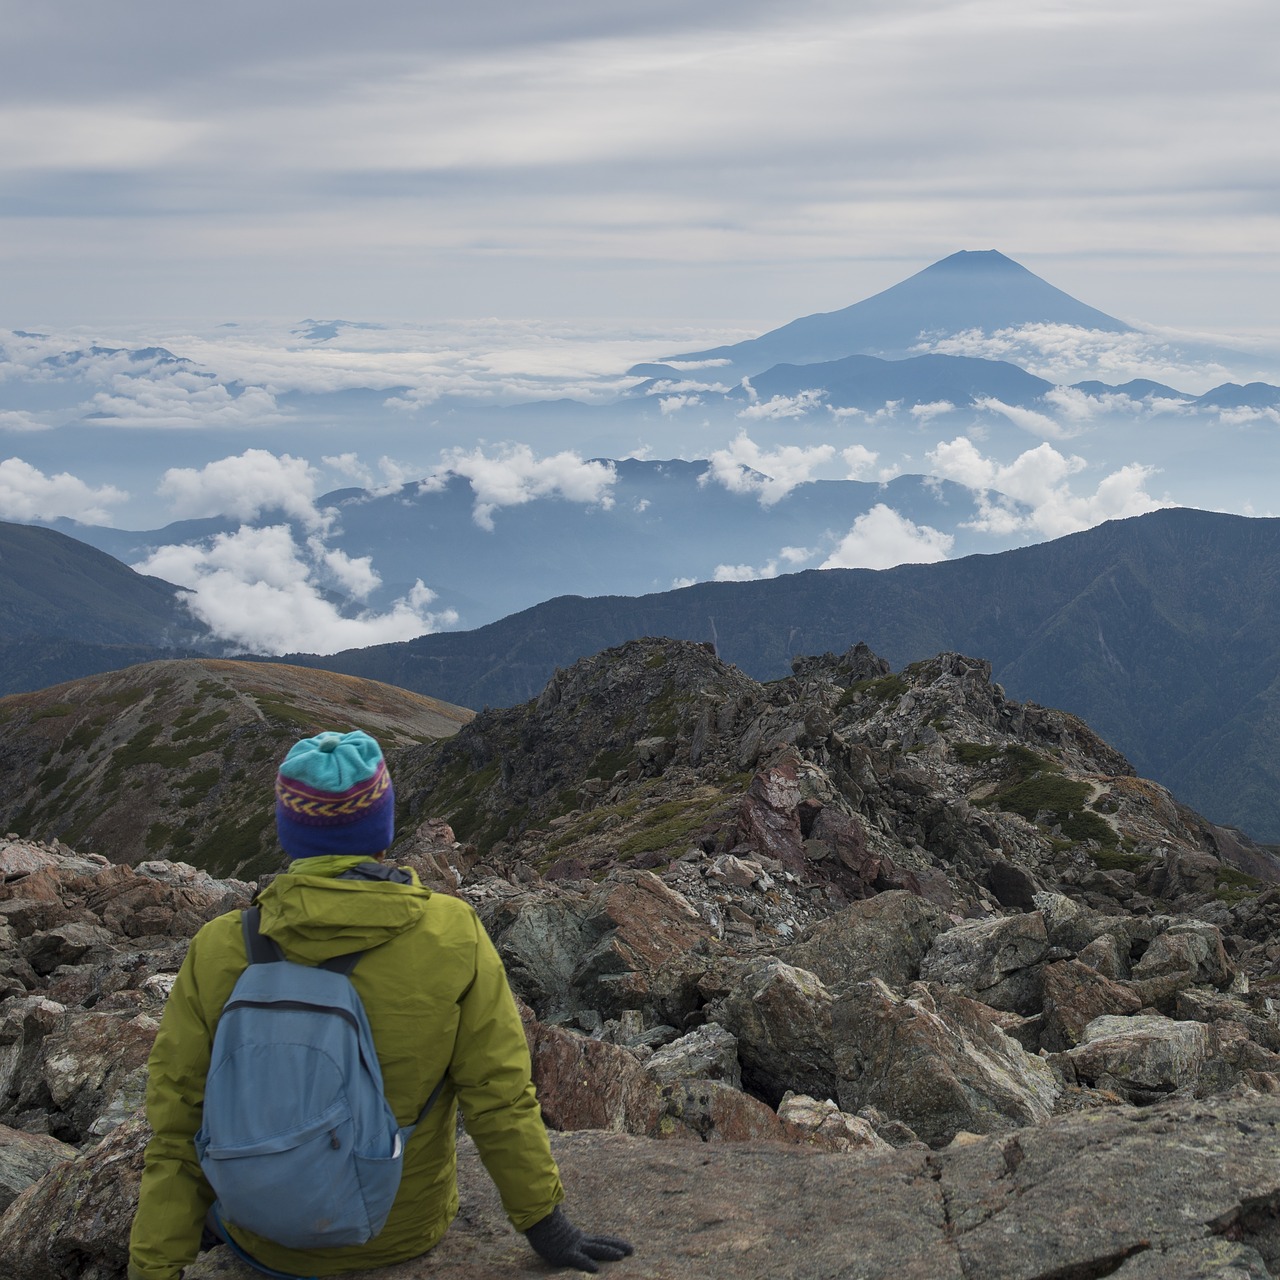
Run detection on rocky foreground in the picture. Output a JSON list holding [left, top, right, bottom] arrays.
[[1, 639, 1280, 1277]]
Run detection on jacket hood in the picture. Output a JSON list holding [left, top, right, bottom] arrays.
[[255, 855, 433, 964]]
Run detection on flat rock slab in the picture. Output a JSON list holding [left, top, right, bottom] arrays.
[[184, 1096, 1280, 1280]]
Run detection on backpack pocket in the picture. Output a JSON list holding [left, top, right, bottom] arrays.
[[198, 1104, 384, 1248]]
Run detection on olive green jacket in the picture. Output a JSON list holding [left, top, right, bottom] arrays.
[[127, 856, 564, 1279]]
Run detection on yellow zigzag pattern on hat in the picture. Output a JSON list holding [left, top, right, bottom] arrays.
[[276, 764, 390, 821]]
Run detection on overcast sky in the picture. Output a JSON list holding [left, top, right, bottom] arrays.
[[0, 0, 1276, 334]]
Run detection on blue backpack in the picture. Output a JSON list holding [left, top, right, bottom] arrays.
[[194, 907, 442, 1257]]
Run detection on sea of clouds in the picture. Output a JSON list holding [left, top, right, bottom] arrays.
[[2, 317, 1277, 654]]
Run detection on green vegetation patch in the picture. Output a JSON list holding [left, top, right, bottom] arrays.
[[63, 716, 110, 753], [589, 746, 633, 780], [614, 798, 709, 858], [838, 674, 908, 707], [1215, 864, 1263, 903], [177, 766, 224, 807], [253, 696, 317, 730], [172, 709, 230, 741], [33, 702, 75, 720], [1089, 847, 1152, 873], [195, 681, 237, 701], [190, 808, 275, 878], [96, 686, 148, 708], [38, 762, 72, 792], [953, 742, 1002, 765], [107, 723, 214, 779], [983, 765, 1117, 849]]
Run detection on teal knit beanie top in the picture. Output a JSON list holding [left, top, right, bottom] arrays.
[[274, 730, 395, 859]]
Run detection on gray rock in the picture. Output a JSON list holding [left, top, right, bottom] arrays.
[[645, 1023, 741, 1089], [919, 912, 1049, 1014], [0, 1116, 147, 1280], [165, 1095, 1280, 1280], [1131, 920, 1234, 1008], [21, 922, 116, 977], [834, 978, 1059, 1147], [1064, 1013, 1212, 1102], [0, 1124, 75, 1212], [707, 958, 835, 1105], [783, 889, 949, 992]]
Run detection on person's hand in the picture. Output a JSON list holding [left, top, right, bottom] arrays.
[[524, 1206, 634, 1273]]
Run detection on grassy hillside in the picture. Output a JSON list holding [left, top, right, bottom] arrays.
[[0, 658, 472, 879]]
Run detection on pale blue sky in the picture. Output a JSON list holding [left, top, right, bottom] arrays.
[[0, 0, 1276, 333]]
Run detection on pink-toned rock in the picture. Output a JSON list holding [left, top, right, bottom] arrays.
[[733, 754, 805, 872], [1039, 959, 1144, 1052], [522, 1010, 665, 1135]]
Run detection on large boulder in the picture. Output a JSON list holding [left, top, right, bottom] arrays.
[[1129, 921, 1234, 1009], [522, 1012, 664, 1136], [0, 999, 160, 1142], [776, 1093, 894, 1155], [486, 872, 713, 1023], [834, 979, 1059, 1147], [1062, 1014, 1212, 1103], [0, 1124, 75, 1212], [644, 1023, 741, 1089], [165, 1095, 1280, 1280], [706, 958, 835, 1105], [919, 913, 1050, 1014], [0, 1116, 148, 1280], [1039, 960, 1145, 1052], [783, 890, 949, 992]]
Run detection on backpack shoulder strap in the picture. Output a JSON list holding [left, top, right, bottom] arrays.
[[240, 906, 285, 965]]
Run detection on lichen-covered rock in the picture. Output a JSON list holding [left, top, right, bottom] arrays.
[[783, 890, 949, 993], [645, 1023, 741, 1089], [707, 958, 835, 1105], [834, 979, 1059, 1146], [0, 1123, 75, 1212], [522, 1011, 665, 1136], [0, 1115, 148, 1280], [919, 912, 1050, 1015], [1039, 959, 1145, 1052], [1062, 1014, 1212, 1102], [777, 1093, 893, 1154], [1130, 921, 1234, 1009]]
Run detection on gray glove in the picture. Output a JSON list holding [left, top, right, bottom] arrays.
[[525, 1206, 634, 1273]]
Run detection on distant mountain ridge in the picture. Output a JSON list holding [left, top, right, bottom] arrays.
[[280, 507, 1280, 843]]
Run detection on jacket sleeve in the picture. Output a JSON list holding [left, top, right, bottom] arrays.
[[448, 911, 565, 1232], [127, 927, 223, 1280]]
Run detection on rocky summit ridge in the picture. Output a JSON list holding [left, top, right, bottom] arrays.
[[2, 637, 1280, 1277]]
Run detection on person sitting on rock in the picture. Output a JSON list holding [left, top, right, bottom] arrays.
[[128, 729, 632, 1279]]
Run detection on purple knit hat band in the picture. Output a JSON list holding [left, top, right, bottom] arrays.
[[274, 730, 395, 859]]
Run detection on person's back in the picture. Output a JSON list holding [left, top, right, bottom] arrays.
[[128, 730, 632, 1279]]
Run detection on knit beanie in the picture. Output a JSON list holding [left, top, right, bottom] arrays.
[[274, 730, 395, 859]]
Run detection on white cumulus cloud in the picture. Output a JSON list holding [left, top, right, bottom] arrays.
[[736, 389, 826, 420], [0, 456, 128, 524], [420, 444, 617, 531], [86, 373, 284, 428], [158, 449, 328, 527], [701, 432, 836, 506], [842, 444, 879, 479], [133, 525, 455, 655], [712, 545, 815, 582], [924, 436, 1169, 538], [821, 504, 954, 570]]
